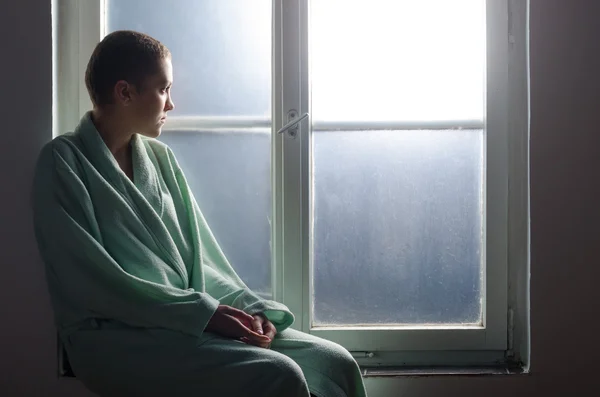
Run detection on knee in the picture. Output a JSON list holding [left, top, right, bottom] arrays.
[[265, 353, 309, 393], [317, 340, 363, 391], [322, 340, 361, 374]]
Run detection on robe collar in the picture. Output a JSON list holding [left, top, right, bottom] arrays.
[[75, 111, 163, 214]]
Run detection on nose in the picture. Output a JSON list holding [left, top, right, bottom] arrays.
[[165, 94, 175, 112]]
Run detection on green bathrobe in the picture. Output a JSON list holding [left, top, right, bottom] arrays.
[[32, 112, 367, 397]]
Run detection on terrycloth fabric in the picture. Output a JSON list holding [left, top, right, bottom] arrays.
[[33, 112, 367, 397], [63, 319, 365, 397]]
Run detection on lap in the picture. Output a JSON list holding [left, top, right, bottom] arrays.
[[65, 325, 306, 397], [272, 328, 362, 397], [65, 321, 362, 397]]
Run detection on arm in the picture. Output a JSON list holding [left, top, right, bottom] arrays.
[[33, 144, 219, 337], [169, 148, 295, 333], [193, 199, 295, 333]]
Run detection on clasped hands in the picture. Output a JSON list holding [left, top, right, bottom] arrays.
[[205, 305, 276, 348]]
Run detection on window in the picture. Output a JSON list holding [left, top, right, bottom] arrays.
[[108, 0, 274, 297], [55, 0, 529, 368], [310, 0, 486, 327]]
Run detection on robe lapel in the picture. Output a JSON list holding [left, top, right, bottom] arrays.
[[77, 112, 130, 195], [77, 112, 163, 215], [76, 112, 189, 284], [131, 134, 163, 216]]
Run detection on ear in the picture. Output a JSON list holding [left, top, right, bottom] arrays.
[[113, 80, 135, 106]]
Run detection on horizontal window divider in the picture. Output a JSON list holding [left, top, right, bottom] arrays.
[[163, 116, 484, 132], [163, 116, 271, 131], [312, 119, 484, 131]]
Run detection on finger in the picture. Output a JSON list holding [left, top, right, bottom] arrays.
[[252, 316, 264, 335], [264, 324, 277, 341], [229, 315, 269, 341], [245, 331, 270, 342], [263, 319, 277, 335], [238, 316, 253, 330], [221, 306, 255, 325], [243, 327, 271, 343], [241, 336, 270, 349], [219, 309, 252, 330], [221, 313, 263, 338]]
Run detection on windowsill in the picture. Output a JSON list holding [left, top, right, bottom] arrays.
[[361, 365, 527, 378], [60, 339, 527, 379], [61, 367, 527, 380]]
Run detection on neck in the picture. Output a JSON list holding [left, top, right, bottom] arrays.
[[91, 107, 135, 160]]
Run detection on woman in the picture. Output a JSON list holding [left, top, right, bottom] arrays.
[[32, 30, 367, 397]]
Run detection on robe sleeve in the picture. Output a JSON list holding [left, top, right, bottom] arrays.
[[202, 262, 295, 333], [33, 143, 219, 337], [193, 190, 295, 333], [171, 152, 295, 333]]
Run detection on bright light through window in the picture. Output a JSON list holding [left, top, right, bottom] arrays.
[[310, 0, 487, 327], [310, 0, 486, 122]]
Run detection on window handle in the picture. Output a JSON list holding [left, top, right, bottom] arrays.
[[277, 112, 309, 136]]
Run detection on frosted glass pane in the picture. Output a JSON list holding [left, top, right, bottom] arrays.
[[107, 0, 271, 117], [159, 131, 271, 297], [310, 0, 485, 122], [312, 130, 483, 325]]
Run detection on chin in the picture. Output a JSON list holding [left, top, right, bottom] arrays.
[[140, 129, 162, 139]]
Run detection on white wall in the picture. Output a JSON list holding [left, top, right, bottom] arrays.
[[1, 0, 598, 396]]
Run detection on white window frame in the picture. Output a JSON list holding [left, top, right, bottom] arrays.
[[54, 0, 529, 368], [275, 0, 516, 357]]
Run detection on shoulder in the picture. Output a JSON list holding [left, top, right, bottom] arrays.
[[36, 134, 78, 167], [34, 133, 87, 190]]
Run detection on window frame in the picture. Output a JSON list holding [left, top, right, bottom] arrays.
[[275, 0, 516, 356], [55, 0, 529, 368]]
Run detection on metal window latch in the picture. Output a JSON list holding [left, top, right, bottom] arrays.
[[350, 351, 375, 359], [277, 111, 309, 137]]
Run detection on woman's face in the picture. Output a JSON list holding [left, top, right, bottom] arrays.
[[127, 57, 175, 138]]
